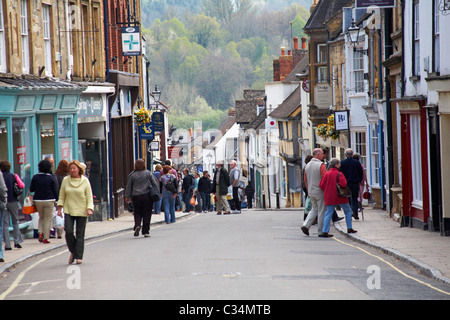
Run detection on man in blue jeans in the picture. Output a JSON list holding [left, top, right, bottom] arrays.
[[339, 149, 363, 220]]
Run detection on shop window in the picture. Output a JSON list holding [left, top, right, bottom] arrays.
[[12, 117, 32, 195], [0, 119, 8, 159], [371, 124, 379, 186], [58, 114, 74, 161], [410, 115, 423, 208], [40, 114, 55, 162]]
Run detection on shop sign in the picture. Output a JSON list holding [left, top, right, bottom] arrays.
[[139, 122, 154, 140], [152, 112, 164, 132], [17, 146, 26, 165], [355, 0, 395, 8], [314, 83, 332, 108], [334, 110, 350, 131], [121, 26, 141, 56], [78, 95, 103, 117]]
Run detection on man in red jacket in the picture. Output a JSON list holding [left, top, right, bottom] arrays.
[[320, 158, 357, 237]]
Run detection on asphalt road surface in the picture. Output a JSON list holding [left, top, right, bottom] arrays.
[[1, 210, 450, 301]]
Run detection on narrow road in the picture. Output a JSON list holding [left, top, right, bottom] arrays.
[[1, 210, 450, 300]]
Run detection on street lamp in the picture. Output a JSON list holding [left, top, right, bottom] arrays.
[[346, 20, 368, 55], [152, 85, 161, 105]]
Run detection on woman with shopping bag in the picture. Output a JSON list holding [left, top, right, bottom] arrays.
[[29, 159, 59, 244]]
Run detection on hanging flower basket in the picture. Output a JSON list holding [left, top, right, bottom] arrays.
[[317, 115, 340, 141], [134, 107, 151, 124]]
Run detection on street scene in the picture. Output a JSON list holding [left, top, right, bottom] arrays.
[[1, 0, 450, 304]]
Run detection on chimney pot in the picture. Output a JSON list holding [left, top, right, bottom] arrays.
[[293, 37, 299, 50], [301, 37, 307, 50], [281, 47, 286, 55]]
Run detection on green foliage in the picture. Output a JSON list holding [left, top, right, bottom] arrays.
[[143, 0, 310, 129]]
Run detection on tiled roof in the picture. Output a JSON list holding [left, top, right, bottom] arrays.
[[0, 75, 85, 90], [305, 0, 353, 32]]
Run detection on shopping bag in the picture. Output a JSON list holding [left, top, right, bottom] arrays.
[[22, 194, 37, 214]]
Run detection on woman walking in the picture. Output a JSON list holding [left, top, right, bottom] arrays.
[[1, 160, 25, 249], [160, 165, 177, 224], [319, 158, 357, 237], [29, 159, 58, 244], [57, 160, 94, 264], [125, 159, 159, 237]]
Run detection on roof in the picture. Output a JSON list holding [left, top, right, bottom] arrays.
[[0, 75, 86, 91], [283, 54, 309, 83], [235, 90, 265, 125], [304, 0, 353, 32], [269, 85, 302, 119]]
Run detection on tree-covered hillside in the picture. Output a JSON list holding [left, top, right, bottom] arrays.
[[141, 0, 311, 130]]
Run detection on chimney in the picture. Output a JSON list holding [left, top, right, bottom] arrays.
[[273, 59, 280, 81], [279, 54, 293, 81], [310, 0, 319, 14], [281, 47, 286, 56], [292, 37, 308, 69], [228, 108, 236, 117], [301, 37, 307, 49], [293, 37, 299, 50]]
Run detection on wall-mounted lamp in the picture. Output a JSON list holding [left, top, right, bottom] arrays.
[[346, 20, 369, 55], [152, 85, 161, 103]]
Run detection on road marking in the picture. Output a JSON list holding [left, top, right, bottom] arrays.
[[333, 237, 450, 296], [0, 213, 200, 300]]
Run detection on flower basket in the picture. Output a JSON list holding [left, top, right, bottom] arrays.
[[134, 108, 151, 124], [317, 114, 340, 140]]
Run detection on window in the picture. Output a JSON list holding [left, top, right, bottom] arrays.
[[43, 5, 52, 76], [410, 115, 423, 207], [371, 124, 379, 186], [354, 131, 367, 169], [353, 50, 364, 93], [20, 0, 30, 74], [0, 1, 6, 72], [317, 66, 328, 83], [434, 0, 440, 73], [413, 1, 420, 76], [317, 44, 327, 63]]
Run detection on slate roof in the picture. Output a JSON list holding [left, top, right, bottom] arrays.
[[305, 0, 353, 32], [0, 75, 86, 90]]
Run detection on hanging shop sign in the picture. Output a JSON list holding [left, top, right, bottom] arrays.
[[355, 0, 396, 8], [152, 112, 165, 132], [139, 122, 155, 140], [121, 26, 141, 56], [334, 110, 350, 131]]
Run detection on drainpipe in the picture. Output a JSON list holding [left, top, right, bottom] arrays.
[[103, 0, 114, 220]]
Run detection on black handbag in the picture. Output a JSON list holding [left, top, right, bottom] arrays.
[[148, 172, 161, 202], [336, 172, 351, 198], [127, 201, 135, 213]]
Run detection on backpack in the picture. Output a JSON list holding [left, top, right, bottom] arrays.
[[164, 175, 178, 194]]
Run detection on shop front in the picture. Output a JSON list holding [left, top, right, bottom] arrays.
[[0, 77, 84, 219], [77, 84, 115, 221]]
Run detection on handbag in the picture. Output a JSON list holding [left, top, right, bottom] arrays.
[[336, 172, 351, 198], [147, 172, 160, 202], [22, 193, 38, 214], [127, 201, 135, 213]]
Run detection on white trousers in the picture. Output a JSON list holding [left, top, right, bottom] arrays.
[[302, 195, 326, 235]]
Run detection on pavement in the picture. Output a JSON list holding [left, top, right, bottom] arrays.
[[1, 206, 450, 287]]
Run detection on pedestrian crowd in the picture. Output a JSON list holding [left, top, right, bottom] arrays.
[[0, 157, 94, 265], [301, 148, 368, 238]]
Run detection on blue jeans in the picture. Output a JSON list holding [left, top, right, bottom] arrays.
[[162, 192, 176, 223], [0, 209, 3, 259], [199, 192, 210, 211], [323, 202, 353, 234], [154, 199, 161, 213]]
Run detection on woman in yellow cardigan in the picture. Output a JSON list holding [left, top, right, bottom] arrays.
[[57, 160, 93, 265]]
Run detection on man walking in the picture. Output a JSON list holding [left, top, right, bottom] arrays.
[[301, 148, 328, 237], [229, 160, 241, 214], [182, 168, 195, 213], [213, 161, 231, 215], [340, 149, 363, 219]]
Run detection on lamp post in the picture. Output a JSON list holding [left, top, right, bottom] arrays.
[[147, 85, 161, 172]]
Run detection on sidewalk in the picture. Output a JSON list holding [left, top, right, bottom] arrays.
[[0, 210, 191, 276], [333, 207, 450, 285]]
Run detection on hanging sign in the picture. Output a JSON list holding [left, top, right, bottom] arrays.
[[152, 112, 165, 132], [139, 122, 155, 140], [121, 26, 141, 56], [334, 110, 350, 131]]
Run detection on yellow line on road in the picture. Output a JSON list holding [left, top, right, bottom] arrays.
[[333, 236, 450, 296]]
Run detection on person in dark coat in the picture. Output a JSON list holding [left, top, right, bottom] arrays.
[[245, 182, 254, 209], [182, 168, 195, 213], [212, 161, 231, 215], [339, 149, 363, 220], [198, 171, 211, 213]]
